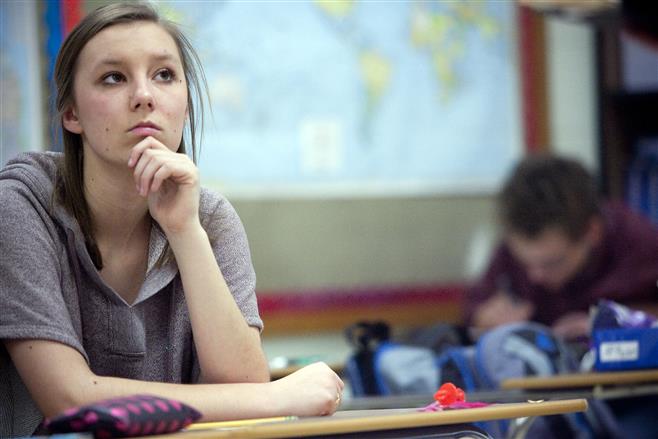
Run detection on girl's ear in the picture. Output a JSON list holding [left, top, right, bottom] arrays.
[[62, 106, 82, 134]]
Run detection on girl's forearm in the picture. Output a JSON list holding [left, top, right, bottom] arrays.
[[166, 224, 269, 383], [78, 374, 279, 422]]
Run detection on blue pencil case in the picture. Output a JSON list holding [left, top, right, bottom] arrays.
[[593, 327, 658, 371]]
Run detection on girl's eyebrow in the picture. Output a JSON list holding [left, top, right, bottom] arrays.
[[95, 58, 123, 68], [93, 53, 179, 69]]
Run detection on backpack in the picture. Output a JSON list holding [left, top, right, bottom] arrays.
[[345, 321, 466, 396], [441, 322, 624, 438], [436, 321, 576, 392], [345, 321, 623, 439]]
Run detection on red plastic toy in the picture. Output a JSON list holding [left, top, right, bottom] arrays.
[[433, 382, 466, 406]]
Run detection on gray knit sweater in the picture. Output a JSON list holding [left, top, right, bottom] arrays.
[[0, 152, 262, 437]]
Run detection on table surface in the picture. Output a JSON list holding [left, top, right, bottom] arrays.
[[269, 362, 344, 381], [501, 369, 658, 390], [159, 399, 587, 439]]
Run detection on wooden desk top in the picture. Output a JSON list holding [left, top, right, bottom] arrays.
[[269, 362, 344, 381], [501, 369, 658, 390], [161, 399, 587, 438]]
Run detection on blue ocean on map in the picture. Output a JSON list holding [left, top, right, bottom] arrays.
[[162, 0, 521, 196]]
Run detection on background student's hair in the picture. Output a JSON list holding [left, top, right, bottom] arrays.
[[498, 155, 602, 240], [52, 1, 209, 268]]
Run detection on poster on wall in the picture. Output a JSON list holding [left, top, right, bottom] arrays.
[[0, 2, 44, 166], [158, 0, 522, 198], [24, 0, 519, 197]]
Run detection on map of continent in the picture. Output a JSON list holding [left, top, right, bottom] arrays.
[[162, 0, 520, 196]]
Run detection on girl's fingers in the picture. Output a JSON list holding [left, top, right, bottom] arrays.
[[129, 137, 197, 197], [132, 149, 155, 192], [149, 163, 174, 193], [130, 137, 162, 191], [132, 148, 169, 195], [128, 137, 150, 168], [138, 155, 165, 196], [135, 153, 195, 196], [127, 136, 167, 168]]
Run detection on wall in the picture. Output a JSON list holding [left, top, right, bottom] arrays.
[[230, 16, 597, 297], [546, 17, 598, 170], [233, 195, 497, 292], [1, 0, 598, 370], [234, 195, 498, 364], [253, 13, 599, 365]]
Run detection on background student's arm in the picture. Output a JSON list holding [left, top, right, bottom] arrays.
[[472, 292, 535, 330], [551, 312, 590, 339], [552, 261, 658, 340], [130, 141, 269, 383], [466, 244, 534, 331], [597, 210, 658, 317], [581, 221, 658, 336], [5, 339, 343, 420]]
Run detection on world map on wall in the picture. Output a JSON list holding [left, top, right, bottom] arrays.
[[161, 0, 521, 196], [0, 2, 42, 166]]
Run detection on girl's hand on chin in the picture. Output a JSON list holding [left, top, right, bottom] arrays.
[[128, 136, 200, 235]]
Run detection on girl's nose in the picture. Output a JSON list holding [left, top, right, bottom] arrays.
[[130, 82, 155, 111]]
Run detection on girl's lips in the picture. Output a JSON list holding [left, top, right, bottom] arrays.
[[130, 126, 160, 137]]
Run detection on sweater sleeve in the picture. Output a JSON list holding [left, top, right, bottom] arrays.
[[199, 189, 263, 331], [0, 179, 84, 354], [463, 243, 515, 325], [589, 205, 658, 305]]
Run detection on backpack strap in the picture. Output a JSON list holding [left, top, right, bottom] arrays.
[[501, 334, 555, 376], [344, 321, 391, 396], [436, 346, 480, 392], [345, 321, 390, 350]]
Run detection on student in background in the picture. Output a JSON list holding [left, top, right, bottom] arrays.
[[0, 3, 342, 437], [465, 155, 658, 340]]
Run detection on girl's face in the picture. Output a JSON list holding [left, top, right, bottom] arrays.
[[63, 21, 188, 169]]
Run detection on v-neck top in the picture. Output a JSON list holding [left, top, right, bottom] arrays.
[[0, 152, 262, 437]]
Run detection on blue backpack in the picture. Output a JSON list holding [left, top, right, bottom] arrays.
[[436, 321, 575, 392], [345, 321, 462, 396], [345, 321, 623, 439]]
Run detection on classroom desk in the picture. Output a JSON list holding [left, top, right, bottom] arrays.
[[269, 362, 344, 381], [340, 390, 541, 411], [161, 399, 587, 439], [501, 369, 658, 400], [339, 369, 658, 411]]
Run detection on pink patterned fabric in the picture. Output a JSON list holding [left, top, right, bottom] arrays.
[[419, 401, 492, 412], [43, 395, 201, 437]]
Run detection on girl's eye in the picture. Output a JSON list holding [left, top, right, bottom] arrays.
[[101, 72, 125, 84], [155, 69, 175, 82]]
